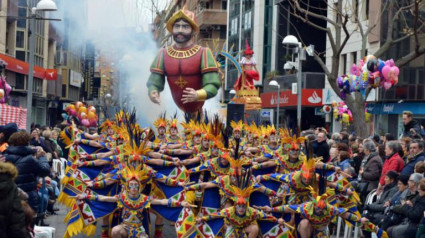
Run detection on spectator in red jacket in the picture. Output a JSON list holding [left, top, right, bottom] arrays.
[[378, 140, 405, 195]]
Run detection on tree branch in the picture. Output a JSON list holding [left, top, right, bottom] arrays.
[[285, 1, 338, 54], [335, 14, 351, 56], [396, 45, 425, 67], [290, 0, 339, 26]]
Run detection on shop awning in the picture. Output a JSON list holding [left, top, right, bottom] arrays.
[[0, 53, 57, 80]]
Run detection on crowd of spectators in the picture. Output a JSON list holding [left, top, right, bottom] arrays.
[[0, 122, 69, 237], [304, 111, 425, 237]]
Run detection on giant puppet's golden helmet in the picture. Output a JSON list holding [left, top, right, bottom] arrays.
[[166, 8, 199, 33]]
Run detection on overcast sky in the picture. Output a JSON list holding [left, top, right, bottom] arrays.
[[87, 0, 169, 31]]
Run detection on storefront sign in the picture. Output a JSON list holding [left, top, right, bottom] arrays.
[[0, 53, 56, 80], [70, 70, 83, 87], [261, 89, 323, 108], [369, 102, 425, 115]]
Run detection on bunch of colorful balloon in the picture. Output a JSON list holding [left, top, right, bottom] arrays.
[[63, 102, 98, 127], [337, 55, 399, 100], [332, 101, 353, 125], [0, 75, 12, 104]]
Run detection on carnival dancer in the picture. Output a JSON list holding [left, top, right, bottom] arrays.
[[257, 157, 340, 204], [252, 129, 307, 173], [233, 40, 260, 91], [75, 163, 195, 238], [147, 8, 221, 114], [255, 186, 387, 238], [194, 168, 291, 238]]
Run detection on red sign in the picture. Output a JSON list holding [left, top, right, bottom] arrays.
[[0, 54, 56, 80], [45, 69, 58, 80], [261, 89, 323, 108]]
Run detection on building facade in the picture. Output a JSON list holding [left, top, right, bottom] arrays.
[[325, 0, 425, 136], [0, 0, 87, 127]]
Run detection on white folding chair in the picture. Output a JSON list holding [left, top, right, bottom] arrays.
[[34, 225, 55, 238]]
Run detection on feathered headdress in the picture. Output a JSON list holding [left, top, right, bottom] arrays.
[[168, 112, 179, 131], [153, 112, 168, 129], [301, 156, 316, 181], [307, 186, 332, 212], [121, 163, 152, 192], [281, 129, 306, 150], [230, 120, 244, 132], [208, 114, 225, 148], [99, 119, 115, 133], [181, 113, 193, 136], [230, 168, 254, 205]]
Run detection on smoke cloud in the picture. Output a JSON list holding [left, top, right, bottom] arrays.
[[51, 0, 223, 127]]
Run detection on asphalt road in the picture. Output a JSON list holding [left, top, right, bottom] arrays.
[[45, 204, 176, 237]]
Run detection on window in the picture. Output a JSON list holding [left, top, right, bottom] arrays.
[[16, 50, 25, 61], [16, 31, 24, 48], [18, 0, 27, 7], [62, 85, 67, 97], [15, 74, 25, 90], [231, 18, 238, 35], [33, 78, 43, 94], [222, 0, 227, 10], [351, 52, 357, 65], [17, 8, 27, 28], [340, 54, 347, 74], [244, 11, 252, 29]]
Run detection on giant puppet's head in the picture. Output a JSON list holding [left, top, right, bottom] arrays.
[[166, 9, 199, 44]]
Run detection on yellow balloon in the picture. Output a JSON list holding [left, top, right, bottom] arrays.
[[79, 106, 88, 114], [87, 112, 96, 120], [363, 55, 376, 63], [0, 89, 4, 100]]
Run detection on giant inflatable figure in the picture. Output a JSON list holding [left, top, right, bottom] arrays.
[[147, 8, 221, 114]]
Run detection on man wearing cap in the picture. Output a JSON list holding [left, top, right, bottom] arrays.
[[147, 8, 221, 115], [0, 123, 18, 152]]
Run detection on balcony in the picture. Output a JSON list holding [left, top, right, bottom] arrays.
[[197, 9, 227, 28]]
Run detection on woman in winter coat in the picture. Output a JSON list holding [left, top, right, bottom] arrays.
[[4, 131, 51, 226], [364, 171, 399, 222], [378, 140, 405, 195], [389, 178, 425, 237], [0, 162, 27, 237], [358, 140, 383, 195]]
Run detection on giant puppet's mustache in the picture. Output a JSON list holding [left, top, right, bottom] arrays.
[[173, 32, 192, 43]]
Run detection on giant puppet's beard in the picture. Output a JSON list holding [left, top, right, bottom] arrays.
[[173, 32, 192, 43]]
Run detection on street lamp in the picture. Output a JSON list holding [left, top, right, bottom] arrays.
[[26, 0, 58, 132], [269, 80, 280, 129], [282, 35, 302, 130]]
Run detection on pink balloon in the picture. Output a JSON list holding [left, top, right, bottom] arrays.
[[81, 119, 90, 127], [384, 81, 392, 90], [69, 109, 77, 116], [89, 119, 97, 127], [351, 64, 362, 76], [385, 59, 395, 67]]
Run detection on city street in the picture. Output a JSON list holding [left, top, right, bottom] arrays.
[[45, 205, 175, 237]]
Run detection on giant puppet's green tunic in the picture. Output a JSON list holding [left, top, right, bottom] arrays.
[[147, 44, 221, 113]]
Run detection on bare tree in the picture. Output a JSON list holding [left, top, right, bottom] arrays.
[[281, 0, 425, 137]]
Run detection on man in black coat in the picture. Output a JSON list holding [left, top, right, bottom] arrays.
[[312, 132, 330, 161], [2, 131, 50, 215], [402, 111, 423, 138]]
